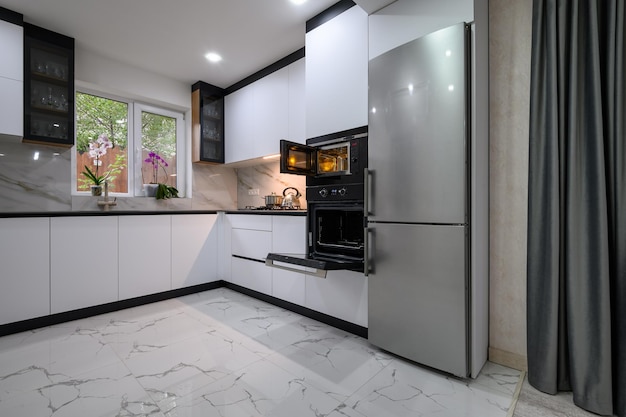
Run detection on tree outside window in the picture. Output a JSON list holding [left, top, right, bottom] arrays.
[[140, 111, 177, 188], [75, 92, 182, 197], [75, 92, 128, 193]]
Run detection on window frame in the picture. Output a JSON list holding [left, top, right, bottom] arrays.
[[73, 88, 186, 198]]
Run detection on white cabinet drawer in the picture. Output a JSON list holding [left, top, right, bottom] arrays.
[[229, 214, 272, 231], [232, 256, 272, 295], [232, 228, 271, 261]]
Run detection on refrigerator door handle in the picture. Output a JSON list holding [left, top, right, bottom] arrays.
[[364, 168, 373, 216], [364, 226, 373, 276]]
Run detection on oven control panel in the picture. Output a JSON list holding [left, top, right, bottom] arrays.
[[307, 183, 363, 202]]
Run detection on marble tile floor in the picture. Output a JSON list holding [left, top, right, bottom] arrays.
[[0, 288, 522, 417]]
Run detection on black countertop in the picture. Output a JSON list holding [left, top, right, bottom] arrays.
[[0, 210, 307, 218]]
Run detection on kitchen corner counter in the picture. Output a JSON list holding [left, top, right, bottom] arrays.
[[0, 210, 221, 218]]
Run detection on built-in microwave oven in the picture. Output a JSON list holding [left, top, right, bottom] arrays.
[[279, 129, 367, 181]]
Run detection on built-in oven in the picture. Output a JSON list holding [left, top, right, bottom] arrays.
[[266, 126, 367, 277]]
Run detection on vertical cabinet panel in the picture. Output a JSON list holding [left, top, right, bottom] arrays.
[[50, 217, 118, 314], [0, 217, 49, 325], [119, 215, 171, 300], [0, 18, 23, 137], [0, 18, 23, 81], [305, 5, 368, 138], [171, 214, 219, 289], [288, 59, 306, 144]]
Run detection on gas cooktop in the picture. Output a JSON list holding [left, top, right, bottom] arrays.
[[242, 205, 303, 211]]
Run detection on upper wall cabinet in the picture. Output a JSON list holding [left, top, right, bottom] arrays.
[[305, 2, 368, 138], [192, 81, 226, 164], [0, 8, 24, 138], [224, 57, 305, 164], [23, 23, 75, 147]]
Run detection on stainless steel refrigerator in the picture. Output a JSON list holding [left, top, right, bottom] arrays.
[[366, 22, 487, 377]]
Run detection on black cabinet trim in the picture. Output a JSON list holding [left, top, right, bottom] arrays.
[[0, 6, 23, 26], [224, 282, 368, 338], [306, 0, 356, 33], [24, 22, 74, 49], [0, 281, 223, 337], [0, 279, 368, 340], [225, 47, 305, 95]]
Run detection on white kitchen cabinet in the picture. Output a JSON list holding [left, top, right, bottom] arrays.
[[271, 216, 306, 305], [0, 17, 23, 137], [231, 228, 273, 295], [288, 59, 306, 144], [225, 67, 289, 163], [119, 215, 171, 300], [0, 217, 50, 325], [306, 270, 368, 327], [50, 216, 119, 314], [171, 214, 219, 289], [305, 5, 368, 138], [232, 257, 273, 295], [368, 0, 474, 60], [229, 214, 273, 295]]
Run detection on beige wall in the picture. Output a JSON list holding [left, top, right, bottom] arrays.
[[488, 0, 532, 370]]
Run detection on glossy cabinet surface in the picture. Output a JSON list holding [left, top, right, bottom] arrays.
[[0, 217, 49, 325], [23, 23, 74, 146], [225, 58, 305, 164], [0, 16, 23, 137], [192, 81, 225, 163], [172, 214, 219, 288], [119, 215, 172, 299], [225, 213, 366, 326], [50, 217, 119, 314], [305, 5, 368, 138]]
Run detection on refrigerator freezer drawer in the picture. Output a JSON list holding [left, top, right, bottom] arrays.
[[368, 223, 468, 377]]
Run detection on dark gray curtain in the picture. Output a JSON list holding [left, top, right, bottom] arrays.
[[527, 0, 626, 416]]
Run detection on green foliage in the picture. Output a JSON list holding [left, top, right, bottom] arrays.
[[76, 92, 128, 153], [82, 165, 107, 186], [155, 183, 179, 200], [142, 111, 176, 159]]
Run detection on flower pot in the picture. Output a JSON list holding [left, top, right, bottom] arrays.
[[91, 185, 102, 196], [143, 183, 158, 197]]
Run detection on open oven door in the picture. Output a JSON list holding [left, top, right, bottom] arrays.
[[279, 140, 318, 175], [265, 252, 364, 278]]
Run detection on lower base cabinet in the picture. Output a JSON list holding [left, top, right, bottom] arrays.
[[0, 218, 50, 325], [232, 257, 272, 295], [51, 216, 119, 314], [172, 214, 219, 289], [119, 215, 172, 300]]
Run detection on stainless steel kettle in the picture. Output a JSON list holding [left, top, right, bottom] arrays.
[[281, 187, 301, 208]]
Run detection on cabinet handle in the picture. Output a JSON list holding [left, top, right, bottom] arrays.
[[265, 258, 327, 279], [364, 226, 372, 276], [364, 168, 373, 216]]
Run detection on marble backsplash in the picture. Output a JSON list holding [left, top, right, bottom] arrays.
[[0, 139, 304, 213], [235, 161, 306, 209]]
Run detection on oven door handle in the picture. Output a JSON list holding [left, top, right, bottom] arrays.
[[364, 168, 373, 216]]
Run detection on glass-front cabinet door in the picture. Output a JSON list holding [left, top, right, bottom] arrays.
[[192, 81, 225, 164], [23, 23, 74, 147]]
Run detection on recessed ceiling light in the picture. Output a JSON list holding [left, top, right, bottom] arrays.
[[290, 0, 307, 4], [205, 52, 222, 63]]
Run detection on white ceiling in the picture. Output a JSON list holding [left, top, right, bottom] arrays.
[[0, 0, 353, 88]]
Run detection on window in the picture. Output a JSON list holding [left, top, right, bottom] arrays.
[[74, 91, 185, 197]]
